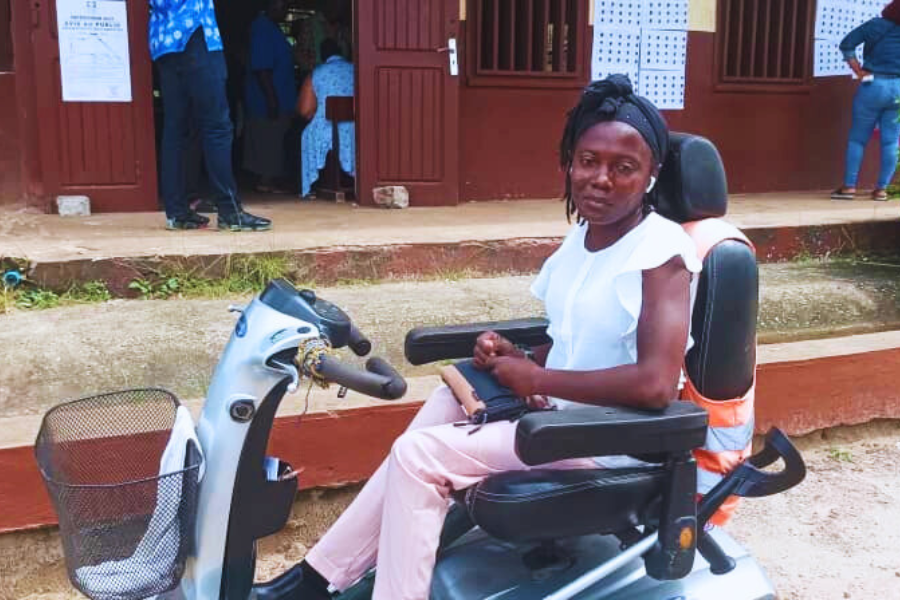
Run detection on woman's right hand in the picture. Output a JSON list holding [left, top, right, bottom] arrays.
[[473, 331, 520, 370]]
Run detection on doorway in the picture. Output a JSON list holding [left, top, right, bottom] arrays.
[[150, 0, 357, 210]]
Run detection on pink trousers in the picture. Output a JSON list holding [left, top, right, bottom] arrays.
[[305, 385, 595, 599]]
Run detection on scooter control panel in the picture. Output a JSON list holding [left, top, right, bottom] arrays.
[[259, 279, 352, 347]]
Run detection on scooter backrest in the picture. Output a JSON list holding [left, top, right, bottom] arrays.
[[656, 133, 757, 400], [687, 238, 758, 400], [654, 132, 728, 224]]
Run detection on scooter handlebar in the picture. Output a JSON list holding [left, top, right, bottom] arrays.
[[347, 324, 372, 357], [316, 354, 407, 400]]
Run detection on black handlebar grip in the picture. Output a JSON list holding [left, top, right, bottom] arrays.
[[365, 356, 407, 400], [347, 324, 372, 357], [317, 355, 407, 401]]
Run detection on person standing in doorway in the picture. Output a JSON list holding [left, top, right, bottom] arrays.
[[831, 0, 900, 202], [150, 0, 272, 231], [243, 0, 296, 194], [298, 39, 355, 198]]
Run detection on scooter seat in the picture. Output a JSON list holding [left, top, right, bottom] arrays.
[[460, 466, 666, 543]]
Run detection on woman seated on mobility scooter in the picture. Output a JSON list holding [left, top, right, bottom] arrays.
[[293, 73, 702, 600]]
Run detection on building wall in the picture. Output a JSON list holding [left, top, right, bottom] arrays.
[[0, 74, 20, 205], [0, 0, 20, 205], [458, 2, 876, 200]]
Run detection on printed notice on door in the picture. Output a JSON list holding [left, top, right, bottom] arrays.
[[57, 0, 132, 102]]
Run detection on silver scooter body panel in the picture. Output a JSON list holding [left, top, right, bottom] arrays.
[[174, 298, 319, 600], [430, 527, 775, 600]]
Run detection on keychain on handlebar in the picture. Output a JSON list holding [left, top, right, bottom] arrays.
[[294, 337, 340, 415], [296, 337, 337, 388]]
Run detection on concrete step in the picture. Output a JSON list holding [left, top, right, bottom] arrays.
[[5, 261, 900, 533], [1, 259, 899, 422], [3, 196, 900, 292], [3, 260, 900, 421]]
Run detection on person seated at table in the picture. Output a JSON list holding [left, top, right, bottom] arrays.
[[297, 39, 354, 198]]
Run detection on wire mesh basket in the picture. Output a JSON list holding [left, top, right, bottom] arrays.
[[34, 388, 203, 600]]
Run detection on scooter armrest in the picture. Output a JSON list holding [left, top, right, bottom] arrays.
[[515, 401, 708, 466], [404, 318, 550, 365]]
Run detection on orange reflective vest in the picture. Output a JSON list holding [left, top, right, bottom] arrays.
[[681, 219, 756, 526]]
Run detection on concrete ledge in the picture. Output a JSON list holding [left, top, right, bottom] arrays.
[[3, 330, 900, 534], [11, 220, 900, 293]]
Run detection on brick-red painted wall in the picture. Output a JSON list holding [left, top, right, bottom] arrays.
[[459, 31, 877, 200], [0, 73, 21, 205]]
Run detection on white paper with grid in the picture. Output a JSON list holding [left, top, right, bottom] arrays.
[[640, 30, 687, 71], [816, 0, 864, 40], [592, 0, 688, 109], [814, 38, 851, 77], [593, 26, 641, 68], [640, 0, 688, 31], [594, 0, 642, 29], [638, 70, 685, 110]]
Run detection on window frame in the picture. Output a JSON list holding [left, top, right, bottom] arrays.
[[714, 0, 816, 94], [465, 0, 591, 89]]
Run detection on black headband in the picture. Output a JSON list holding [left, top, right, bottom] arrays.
[[573, 74, 669, 167]]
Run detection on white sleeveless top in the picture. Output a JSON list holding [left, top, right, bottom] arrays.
[[531, 212, 702, 412]]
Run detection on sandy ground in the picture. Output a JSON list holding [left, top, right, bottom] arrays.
[[3, 421, 900, 600]]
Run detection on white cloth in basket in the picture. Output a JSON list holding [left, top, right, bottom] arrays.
[[75, 406, 204, 599]]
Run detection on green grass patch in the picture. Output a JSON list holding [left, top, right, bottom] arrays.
[[1, 280, 113, 314], [827, 446, 854, 463], [127, 255, 298, 300], [0, 254, 530, 315]]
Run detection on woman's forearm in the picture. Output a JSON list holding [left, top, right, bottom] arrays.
[[533, 362, 679, 410]]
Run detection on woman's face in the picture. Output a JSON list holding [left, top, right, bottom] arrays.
[[569, 121, 655, 226]]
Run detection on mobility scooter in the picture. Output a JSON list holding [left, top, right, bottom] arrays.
[[35, 134, 805, 600]]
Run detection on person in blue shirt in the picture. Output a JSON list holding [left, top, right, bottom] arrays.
[[297, 39, 355, 198], [832, 1, 900, 202], [151, 0, 271, 231], [243, 0, 297, 193]]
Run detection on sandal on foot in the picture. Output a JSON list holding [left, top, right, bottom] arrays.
[[830, 187, 856, 200], [872, 189, 889, 201]]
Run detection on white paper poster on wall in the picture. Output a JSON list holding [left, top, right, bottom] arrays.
[[640, 30, 687, 71], [639, 70, 685, 110], [813, 0, 884, 77], [592, 27, 641, 73], [641, 0, 688, 31], [594, 0, 643, 29], [57, 0, 132, 102], [814, 38, 848, 77], [592, 0, 689, 109]]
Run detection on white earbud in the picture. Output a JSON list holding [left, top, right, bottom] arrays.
[[646, 176, 657, 193]]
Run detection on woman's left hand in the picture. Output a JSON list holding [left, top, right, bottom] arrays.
[[488, 355, 543, 398]]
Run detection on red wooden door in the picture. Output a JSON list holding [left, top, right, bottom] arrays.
[[31, 0, 157, 212], [356, 0, 460, 206]]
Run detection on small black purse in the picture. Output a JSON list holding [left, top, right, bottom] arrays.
[[439, 358, 545, 433]]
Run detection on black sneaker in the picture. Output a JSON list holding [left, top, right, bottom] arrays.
[[190, 197, 218, 213], [217, 210, 272, 232], [165, 211, 210, 230]]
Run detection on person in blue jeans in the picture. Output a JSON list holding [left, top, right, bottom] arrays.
[[832, 1, 900, 202], [151, 0, 272, 231]]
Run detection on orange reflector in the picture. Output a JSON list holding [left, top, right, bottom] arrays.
[[679, 526, 694, 549]]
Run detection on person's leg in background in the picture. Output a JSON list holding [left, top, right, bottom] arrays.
[[874, 79, 900, 198], [157, 52, 208, 229], [836, 81, 881, 199], [183, 30, 272, 231]]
